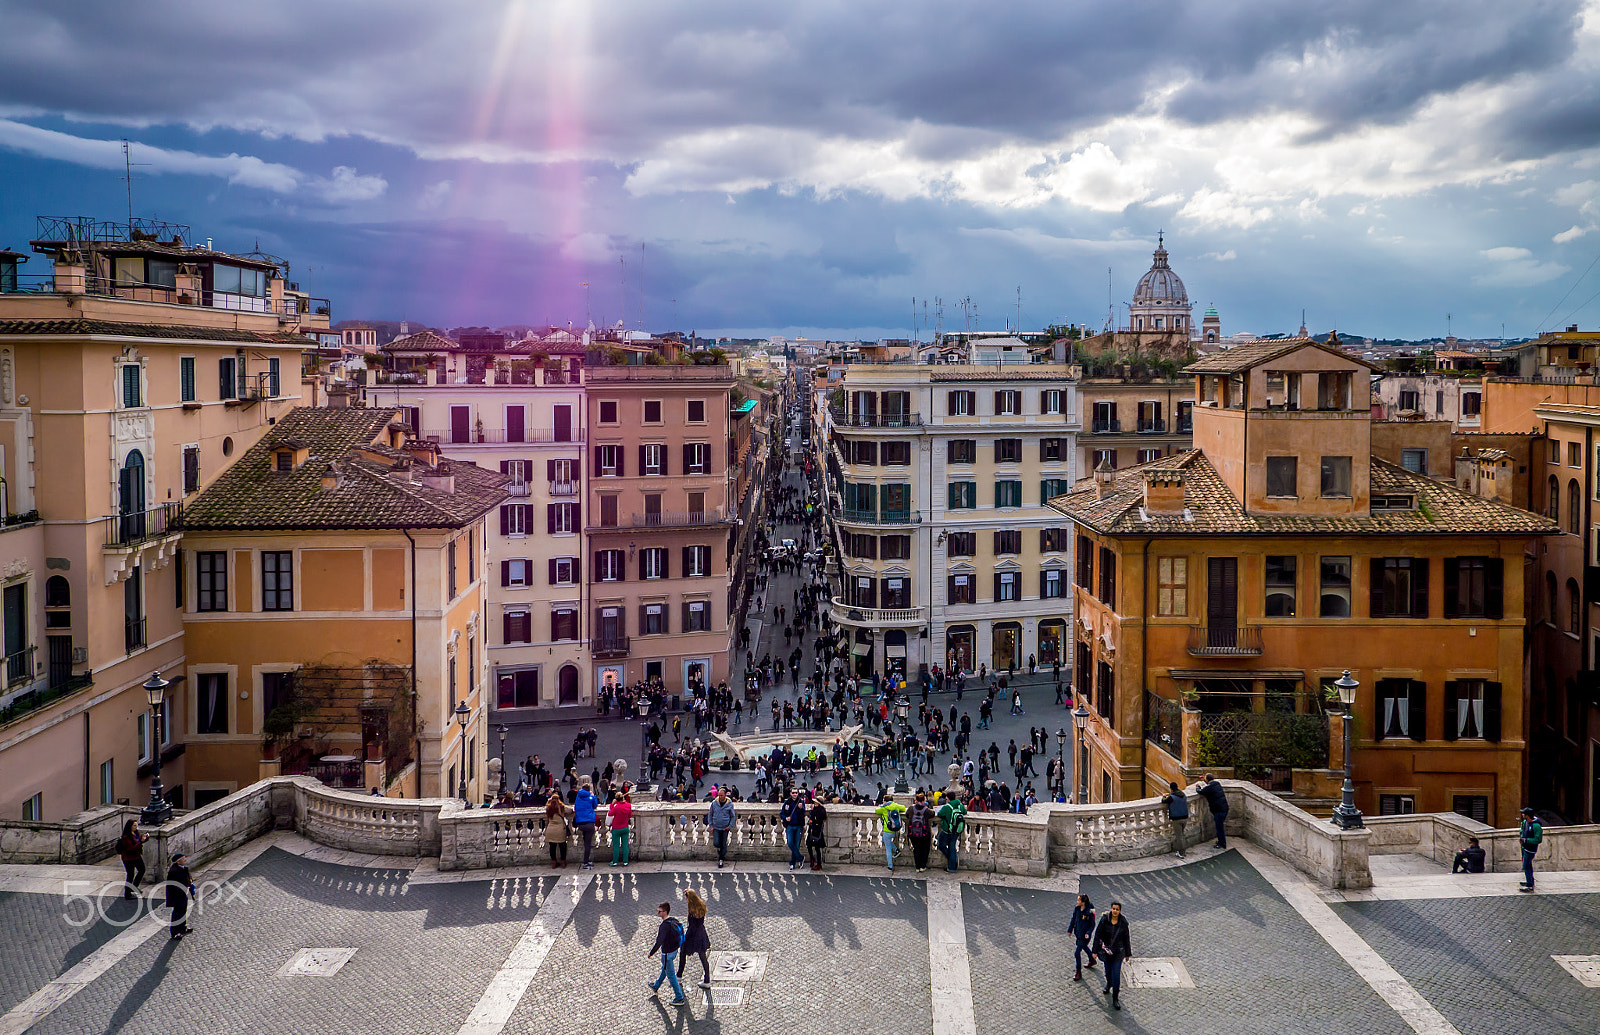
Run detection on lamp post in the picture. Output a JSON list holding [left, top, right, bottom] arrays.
[[894, 697, 911, 793], [454, 700, 470, 803], [1330, 670, 1364, 830], [1072, 703, 1091, 805], [496, 724, 509, 793], [1055, 728, 1068, 800], [140, 671, 172, 826]]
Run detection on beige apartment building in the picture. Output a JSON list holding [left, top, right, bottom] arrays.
[[363, 330, 590, 713], [0, 216, 326, 820], [584, 364, 738, 696], [1078, 374, 1194, 475], [822, 361, 1080, 678]]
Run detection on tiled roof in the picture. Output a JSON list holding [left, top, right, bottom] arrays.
[[0, 318, 312, 345], [1047, 449, 1557, 537], [183, 407, 508, 531], [1185, 336, 1381, 375], [382, 329, 459, 352], [929, 367, 1077, 382]]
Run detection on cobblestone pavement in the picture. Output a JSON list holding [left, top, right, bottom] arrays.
[[0, 890, 154, 1016], [1337, 891, 1600, 1035], [966, 852, 1409, 1035]]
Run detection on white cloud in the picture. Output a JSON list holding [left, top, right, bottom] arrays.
[[1200, 250, 1237, 261], [1554, 224, 1592, 242], [418, 179, 453, 210], [1474, 246, 1569, 286], [1043, 143, 1152, 213]]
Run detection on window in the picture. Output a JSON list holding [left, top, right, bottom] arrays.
[[1375, 678, 1425, 741], [1098, 546, 1116, 605], [1398, 389, 1419, 411], [1040, 528, 1069, 553], [137, 712, 151, 764], [550, 556, 577, 585], [1041, 389, 1064, 414], [262, 552, 293, 611], [597, 444, 622, 477], [994, 390, 1021, 415], [1569, 577, 1582, 634], [1313, 556, 1351, 617], [881, 535, 911, 560], [851, 440, 878, 465], [1041, 478, 1072, 501], [197, 673, 228, 734], [993, 529, 1021, 555], [124, 564, 144, 651], [995, 438, 1022, 463], [1320, 456, 1351, 497], [848, 533, 875, 559], [1265, 456, 1297, 497], [1176, 401, 1193, 432], [1461, 393, 1481, 417], [1092, 449, 1116, 470], [121, 364, 141, 408], [994, 570, 1019, 601], [1571, 478, 1583, 533], [99, 760, 113, 805], [1265, 556, 1296, 616], [644, 400, 662, 423], [947, 573, 975, 604], [595, 550, 624, 582], [1371, 558, 1427, 618], [503, 607, 531, 644], [948, 439, 976, 463], [548, 502, 576, 534], [1379, 794, 1416, 816], [1136, 449, 1161, 464], [502, 558, 530, 588], [599, 496, 618, 527], [197, 551, 227, 612], [22, 793, 41, 821], [1157, 557, 1187, 616], [883, 577, 910, 608], [1452, 795, 1489, 823], [845, 482, 877, 515], [946, 532, 976, 557], [684, 443, 710, 474], [180, 357, 196, 402], [599, 401, 618, 424], [641, 547, 667, 580], [994, 481, 1022, 508], [1076, 535, 1094, 589], [947, 391, 975, 416], [1445, 679, 1502, 741], [182, 446, 200, 494], [551, 609, 578, 641], [687, 400, 706, 423], [684, 545, 710, 576], [1400, 448, 1428, 475], [447, 540, 459, 598], [881, 441, 911, 466], [1092, 400, 1118, 433], [948, 481, 977, 509], [641, 603, 667, 635], [1444, 557, 1502, 619], [1096, 661, 1115, 719], [497, 667, 540, 708], [1550, 475, 1561, 519], [1042, 569, 1066, 599], [1040, 438, 1063, 462], [683, 600, 710, 631], [267, 357, 280, 397]]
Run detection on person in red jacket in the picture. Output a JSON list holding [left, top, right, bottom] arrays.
[[609, 792, 634, 867]]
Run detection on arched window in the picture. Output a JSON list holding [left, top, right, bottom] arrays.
[[558, 664, 579, 705], [1568, 577, 1582, 634], [1547, 571, 1558, 625], [118, 450, 146, 541], [1571, 479, 1583, 534], [1549, 475, 1561, 520], [45, 575, 70, 609]]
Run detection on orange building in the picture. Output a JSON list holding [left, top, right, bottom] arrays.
[[1050, 337, 1554, 826]]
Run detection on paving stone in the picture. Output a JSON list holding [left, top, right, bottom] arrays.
[[0, 889, 156, 1016]]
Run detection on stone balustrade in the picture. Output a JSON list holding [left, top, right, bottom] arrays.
[[1366, 811, 1600, 874]]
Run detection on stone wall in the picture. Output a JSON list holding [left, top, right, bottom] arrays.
[[0, 804, 135, 864], [1366, 812, 1600, 874]]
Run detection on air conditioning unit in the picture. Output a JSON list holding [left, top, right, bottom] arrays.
[[71, 647, 88, 664]]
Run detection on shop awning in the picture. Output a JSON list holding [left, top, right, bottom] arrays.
[[852, 642, 872, 656], [885, 645, 907, 658]]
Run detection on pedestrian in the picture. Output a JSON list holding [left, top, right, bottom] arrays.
[[165, 851, 195, 941], [677, 890, 713, 989], [1452, 836, 1486, 874], [1069, 894, 1098, 981], [876, 795, 907, 871], [646, 901, 687, 1005], [116, 819, 147, 900], [936, 792, 966, 872], [1162, 780, 1190, 858], [805, 796, 828, 870], [574, 777, 599, 870], [544, 795, 570, 868], [708, 790, 737, 869], [609, 791, 633, 866], [1195, 774, 1229, 849], [1518, 807, 1543, 891], [1092, 901, 1131, 1010]]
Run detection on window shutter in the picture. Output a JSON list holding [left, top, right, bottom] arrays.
[[683, 546, 692, 575], [1407, 681, 1427, 742], [639, 445, 647, 473], [501, 560, 511, 587], [547, 459, 557, 481], [1372, 680, 1387, 742], [502, 611, 514, 644], [865, 483, 877, 514], [660, 448, 669, 476], [1369, 559, 1385, 617], [594, 445, 603, 470], [500, 460, 510, 475], [949, 483, 959, 509], [499, 505, 510, 536], [1109, 401, 1117, 424], [1413, 559, 1429, 617], [1485, 560, 1503, 619], [549, 558, 558, 584], [1483, 682, 1502, 741], [546, 505, 556, 534], [1442, 681, 1459, 741], [1443, 559, 1459, 618], [683, 602, 692, 629], [993, 573, 1002, 600], [683, 443, 693, 471], [947, 391, 957, 415], [616, 449, 624, 477], [661, 550, 670, 580]]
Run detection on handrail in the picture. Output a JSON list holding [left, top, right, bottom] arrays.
[[104, 502, 181, 547]]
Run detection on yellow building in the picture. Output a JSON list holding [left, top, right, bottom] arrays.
[[0, 217, 325, 820], [179, 407, 506, 802], [1050, 337, 1554, 826]]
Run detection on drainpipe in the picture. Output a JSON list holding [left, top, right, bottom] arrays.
[[402, 528, 420, 799], [1140, 536, 1151, 797]]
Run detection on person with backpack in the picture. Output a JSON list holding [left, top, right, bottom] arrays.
[[805, 797, 828, 870], [1068, 894, 1097, 982], [1162, 780, 1190, 858], [906, 792, 935, 871], [646, 901, 687, 1005], [1518, 806, 1544, 892], [1093, 901, 1132, 1010], [573, 777, 599, 870], [876, 796, 907, 871], [1195, 774, 1229, 849], [936, 794, 966, 872]]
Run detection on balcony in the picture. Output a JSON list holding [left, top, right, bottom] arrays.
[[550, 480, 578, 496], [104, 502, 182, 548], [837, 508, 921, 526], [0, 674, 94, 727], [283, 758, 365, 789], [828, 598, 926, 627], [3, 644, 35, 690], [1137, 419, 1167, 434], [627, 509, 731, 529], [1176, 418, 1193, 434], [593, 636, 631, 659], [1186, 624, 1264, 657], [422, 428, 584, 445], [828, 410, 923, 428], [504, 481, 531, 497], [1091, 419, 1122, 434]]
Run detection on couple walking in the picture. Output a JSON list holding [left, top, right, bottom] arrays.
[[1069, 894, 1132, 1011], [646, 890, 714, 1006]]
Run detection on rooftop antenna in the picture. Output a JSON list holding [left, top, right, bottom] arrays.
[[639, 243, 646, 331], [1104, 267, 1114, 333], [620, 256, 626, 333], [581, 282, 590, 327], [121, 139, 149, 228], [1446, 312, 1453, 339], [1016, 285, 1022, 334]]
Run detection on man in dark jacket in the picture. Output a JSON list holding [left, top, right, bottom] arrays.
[[165, 852, 195, 940], [781, 789, 806, 871], [1068, 894, 1098, 981], [1092, 901, 1131, 1010], [646, 901, 686, 1005], [1452, 837, 1486, 873], [1195, 774, 1229, 849]]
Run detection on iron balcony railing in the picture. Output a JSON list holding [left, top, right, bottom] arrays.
[[1176, 418, 1193, 433], [628, 509, 730, 528], [838, 508, 921, 525], [593, 636, 631, 658], [125, 616, 147, 654], [1091, 419, 1122, 434], [827, 410, 923, 428], [283, 759, 365, 789], [105, 503, 182, 547], [1185, 624, 1263, 657], [4, 644, 35, 689], [550, 480, 579, 496], [423, 428, 583, 445], [1137, 419, 1167, 433]]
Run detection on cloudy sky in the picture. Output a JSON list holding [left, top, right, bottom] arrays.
[[2, 0, 1599, 340]]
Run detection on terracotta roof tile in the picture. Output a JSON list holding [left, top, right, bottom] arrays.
[[0, 318, 312, 345], [1185, 336, 1381, 375]]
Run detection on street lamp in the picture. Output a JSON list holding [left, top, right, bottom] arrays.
[[1055, 728, 1068, 800], [1072, 703, 1091, 805], [496, 724, 509, 793], [454, 700, 471, 803], [140, 671, 172, 826], [1330, 670, 1364, 830], [894, 697, 911, 793]]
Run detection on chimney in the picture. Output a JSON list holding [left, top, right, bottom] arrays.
[[320, 460, 345, 491], [1094, 457, 1117, 499], [403, 440, 439, 466], [417, 470, 455, 494], [1142, 468, 1186, 513]]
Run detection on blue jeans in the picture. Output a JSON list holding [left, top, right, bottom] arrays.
[[713, 828, 730, 861], [1104, 955, 1123, 995], [938, 830, 958, 871], [1523, 848, 1536, 886], [882, 831, 896, 870], [652, 951, 685, 1001], [1075, 936, 1095, 972], [785, 826, 803, 865], [1212, 811, 1228, 848]]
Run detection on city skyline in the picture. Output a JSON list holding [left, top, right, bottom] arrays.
[[2, 0, 1599, 339]]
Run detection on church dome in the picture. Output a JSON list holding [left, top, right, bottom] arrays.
[[1133, 233, 1187, 304]]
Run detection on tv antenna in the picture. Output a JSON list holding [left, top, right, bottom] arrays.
[[121, 139, 149, 228]]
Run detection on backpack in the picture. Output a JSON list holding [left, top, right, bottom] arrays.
[[885, 808, 903, 832], [664, 917, 684, 952], [908, 804, 930, 838]]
